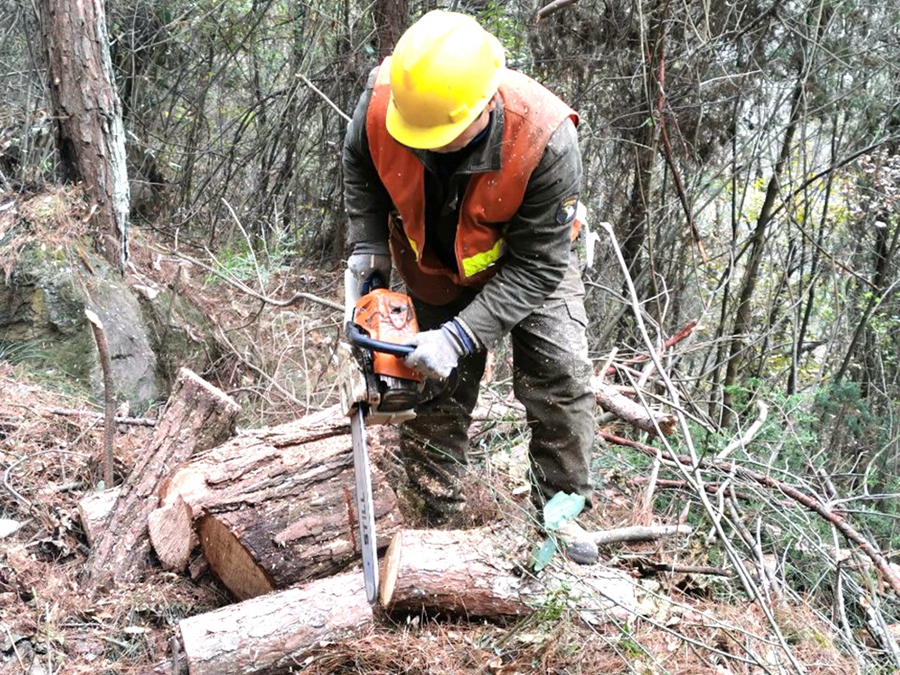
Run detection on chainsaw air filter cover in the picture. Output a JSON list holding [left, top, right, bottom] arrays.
[[353, 289, 424, 386]]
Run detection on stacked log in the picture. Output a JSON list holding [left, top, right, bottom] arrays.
[[179, 573, 372, 675], [177, 526, 637, 673], [86, 368, 240, 587], [150, 406, 404, 599]]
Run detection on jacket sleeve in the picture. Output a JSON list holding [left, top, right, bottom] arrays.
[[458, 118, 582, 349], [342, 69, 393, 254]]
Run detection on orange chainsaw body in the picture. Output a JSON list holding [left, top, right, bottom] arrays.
[[353, 289, 423, 384]]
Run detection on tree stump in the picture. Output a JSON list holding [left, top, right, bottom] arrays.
[[179, 572, 372, 675], [153, 406, 404, 600], [87, 368, 240, 587]]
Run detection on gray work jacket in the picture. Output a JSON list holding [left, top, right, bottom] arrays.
[[342, 69, 583, 349]]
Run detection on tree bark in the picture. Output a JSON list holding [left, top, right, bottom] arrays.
[[87, 368, 240, 588], [40, 0, 130, 269], [154, 406, 404, 600], [374, 0, 409, 58], [380, 528, 636, 619], [179, 573, 372, 675]]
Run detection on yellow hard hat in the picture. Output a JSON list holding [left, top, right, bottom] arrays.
[[386, 10, 505, 150]]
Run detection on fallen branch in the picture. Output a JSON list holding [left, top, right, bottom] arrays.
[[600, 320, 698, 377], [594, 381, 677, 436], [592, 524, 692, 546], [536, 0, 580, 21], [628, 477, 778, 505], [158, 245, 343, 312], [601, 430, 900, 599], [48, 407, 156, 427], [645, 562, 732, 577], [716, 400, 768, 460]]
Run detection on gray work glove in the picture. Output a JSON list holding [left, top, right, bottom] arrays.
[[347, 241, 392, 293], [344, 241, 392, 322], [405, 319, 480, 380]]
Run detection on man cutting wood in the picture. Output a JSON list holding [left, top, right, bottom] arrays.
[[342, 9, 598, 564]]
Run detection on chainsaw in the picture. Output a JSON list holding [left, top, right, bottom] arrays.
[[339, 270, 424, 604]]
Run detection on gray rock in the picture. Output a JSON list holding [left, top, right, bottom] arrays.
[[0, 240, 160, 412]]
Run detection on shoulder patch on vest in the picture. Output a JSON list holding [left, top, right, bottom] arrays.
[[556, 194, 579, 225]]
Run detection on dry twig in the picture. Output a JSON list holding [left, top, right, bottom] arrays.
[[602, 430, 900, 599], [157, 245, 343, 312], [536, 0, 580, 21], [85, 309, 116, 487]]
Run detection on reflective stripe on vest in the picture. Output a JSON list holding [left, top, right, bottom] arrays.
[[462, 238, 507, 278]]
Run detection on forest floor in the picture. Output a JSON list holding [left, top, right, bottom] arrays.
[[0, 190, 860, 674]]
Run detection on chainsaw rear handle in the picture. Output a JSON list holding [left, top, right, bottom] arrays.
[[346, 322, 415, 358]]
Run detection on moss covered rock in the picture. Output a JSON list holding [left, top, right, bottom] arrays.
[[0, 239, 161, 411]]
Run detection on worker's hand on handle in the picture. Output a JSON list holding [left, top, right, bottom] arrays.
[[405, 319, 480, 380], [344, 241, 392, 323]]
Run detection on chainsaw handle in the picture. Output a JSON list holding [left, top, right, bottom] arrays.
[[346, 322, 415, 358]]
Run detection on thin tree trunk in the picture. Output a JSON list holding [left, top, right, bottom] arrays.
[[789, 112, 843, 395], [720, 76, 804, 428], [40, 0, 130, 269], [834, 218, 900, 385], [616, 0, 664, 342]]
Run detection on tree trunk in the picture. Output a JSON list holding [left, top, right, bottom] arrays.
[[153, 406, 404, 600], [40, 0, 130, 269], [720, 75, 804, 428], [374, 0, 409, 59], [87, 369, 240, 588], [179, 573, 372, 675]]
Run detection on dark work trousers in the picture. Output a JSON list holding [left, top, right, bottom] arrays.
[[399, 259, 596, 524]]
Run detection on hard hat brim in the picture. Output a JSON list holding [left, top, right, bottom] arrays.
[[385, 69, 503, 150]]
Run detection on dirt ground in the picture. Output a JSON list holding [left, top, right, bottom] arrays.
[[0, 195, 860, 673]]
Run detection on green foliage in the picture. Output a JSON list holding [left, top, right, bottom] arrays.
[[0, 339, 44, 365], [475, 1, 528, 65], [205, 229, 294, 286], [531, 582, 573, 623]]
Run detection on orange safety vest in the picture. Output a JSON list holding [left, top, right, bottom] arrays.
[[366, 58, 579, 305]]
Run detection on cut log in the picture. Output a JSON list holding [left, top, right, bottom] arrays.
[[147, 493, 193, 572], [156, 406, 404, 600], [179, 572, 372, 675], [87, 368, 240, 587], [380, 527, 636, 622], [77, 486, 120, 546], [381, 528, 534, 616]]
